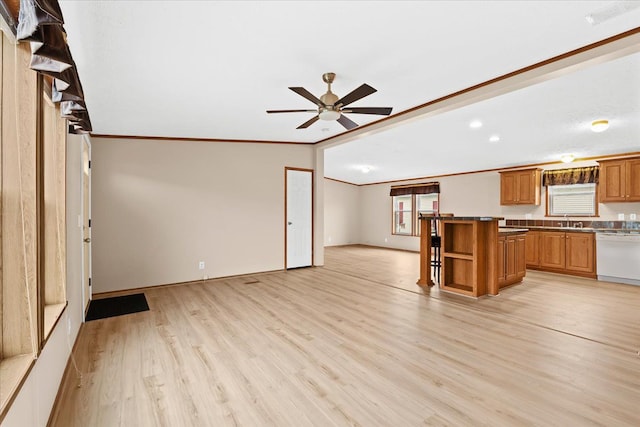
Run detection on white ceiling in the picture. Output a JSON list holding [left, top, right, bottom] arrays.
[[58, 1, 640, 184]]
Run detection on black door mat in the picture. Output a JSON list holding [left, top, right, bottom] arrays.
[[85, 293, 149, 321]]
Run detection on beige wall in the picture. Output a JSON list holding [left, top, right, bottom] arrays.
[[91, 138, 314, 293], [343, 159, 640, 252], [324, 179, 360, 246], [2, 134, 86, 427]]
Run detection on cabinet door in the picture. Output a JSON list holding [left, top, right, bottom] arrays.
[[626, 158, 640, 201], [497, 236, 506, 285], [505, 236, 517, 282], [515, 234, 526, 278], [517, 170, 536, 204], [565, 232, 595, 273], [500, 173, 518, 205], [540, 231, 565, 269], [599, 160, 626, 202], [525, 231, 540, 267]]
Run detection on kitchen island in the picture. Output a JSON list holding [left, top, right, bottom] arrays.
[[418, 215, 527, 297]]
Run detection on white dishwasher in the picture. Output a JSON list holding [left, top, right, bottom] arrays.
[[596, 232, 640, 286]]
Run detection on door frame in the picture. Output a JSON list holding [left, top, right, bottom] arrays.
[[81, 136, 92, 319], [284, 167, 314, 269]]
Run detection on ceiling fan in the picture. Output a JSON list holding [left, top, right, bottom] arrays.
[[267, 72, 393, 130]]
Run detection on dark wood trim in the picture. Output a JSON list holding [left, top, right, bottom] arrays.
[[90, 134, 311, 146], [324, 177, 358, 186], [332, 151, 640, 187], [2, 0, 18, 19], [316, 27, 640, 145]]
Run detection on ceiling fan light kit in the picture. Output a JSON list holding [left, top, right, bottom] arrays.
[[591, 119, 609, 132], [267, 72, 393, 130]]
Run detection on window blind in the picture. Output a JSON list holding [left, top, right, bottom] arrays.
[[548, 184, 596, 216]]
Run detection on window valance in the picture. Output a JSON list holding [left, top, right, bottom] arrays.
[[542, 166, 599, 186], [390, 182, 440, 196], [17, 0, 92, 133]]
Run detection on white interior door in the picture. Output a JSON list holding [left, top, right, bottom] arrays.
[[286, 168, 313, 269], [82, 138, 92, 315]]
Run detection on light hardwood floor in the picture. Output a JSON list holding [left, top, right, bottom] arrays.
[[50, 245, 640, 426]]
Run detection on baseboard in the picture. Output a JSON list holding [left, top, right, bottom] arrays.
[[46, 321, 85, 427]]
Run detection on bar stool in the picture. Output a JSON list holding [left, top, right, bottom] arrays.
[[431, 213, 453, 284]]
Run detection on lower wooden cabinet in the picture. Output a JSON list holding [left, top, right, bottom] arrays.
[[566, 232, 596, 274], [498, 233, 526, 288], [524, 230, 540, 267], [526, 230, 596, 278]]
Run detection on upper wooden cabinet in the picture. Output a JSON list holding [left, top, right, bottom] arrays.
[[499, 168, 542, 205], [598, 157, 640, 202]]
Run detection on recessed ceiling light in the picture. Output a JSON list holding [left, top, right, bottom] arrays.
[[469, 120, 483, 129], [321, 127, 330, 132], [591, 119, 609, 133], [489, 135, 500, 143], [560, 154, 575, 163], [361, 166, 372, 173]]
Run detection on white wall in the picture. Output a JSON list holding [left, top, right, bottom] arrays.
[[1, 134, 85, 427], [91, 138, 315, 293], [324, 179, 360, 246]]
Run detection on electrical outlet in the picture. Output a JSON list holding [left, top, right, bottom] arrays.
[[630, 213, 637, 221], [384, 238, 388, 243], [525, 213, 532, 219], [198, 261, 205, 270], [618, 213, 625, 220]]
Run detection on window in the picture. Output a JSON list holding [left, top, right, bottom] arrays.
[[547, 183, 597, 216], [391, 191, 440, 236], [392, 195, 413, 235]]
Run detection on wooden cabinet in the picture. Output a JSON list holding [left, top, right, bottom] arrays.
[[540, 231, 566, 270], [524, 231, 540, 267], [440, 219, 500, 297], [498, 233, 526, 288], [530, 230, 596, 278], [499, 168, 542, 205], [565, 232, 596, 274], [599, 157, 640, 202]]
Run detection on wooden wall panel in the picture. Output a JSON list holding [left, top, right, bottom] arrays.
[[42, 94, 66, 306], [1, 40, 39, 357]]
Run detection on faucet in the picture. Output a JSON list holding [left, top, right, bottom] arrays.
[[564, 214, 570, 228]]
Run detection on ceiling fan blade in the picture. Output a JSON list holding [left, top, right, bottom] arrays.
[[297, 115, 319, 129], [289, 87, 325, 106], [335, 84, 376, 107], [337, 114, 358, 130], [343, 107, 392, 115], [266, 109, 318, 113]]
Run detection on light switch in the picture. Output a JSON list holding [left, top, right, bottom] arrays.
[[617, 213, 625, 220], [630, 213, 637, 221]]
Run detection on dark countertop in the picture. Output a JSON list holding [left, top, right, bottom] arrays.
[[419, 215, 504, 221], [501, 225, 639, 234], [499, 228, 528, 235]]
